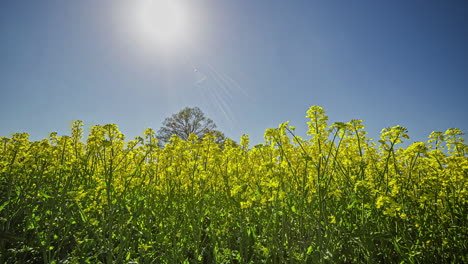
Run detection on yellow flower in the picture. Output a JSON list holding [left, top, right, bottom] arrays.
[[240, 200, 252, 209], [376, 196, 387, 209]]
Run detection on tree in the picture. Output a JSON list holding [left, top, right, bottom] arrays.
[[157, 107, 226, 145]]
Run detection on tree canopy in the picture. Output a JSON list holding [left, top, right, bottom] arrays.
[[157, 107, 226, 145]]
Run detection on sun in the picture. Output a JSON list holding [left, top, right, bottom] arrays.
[[131, 0, 191, 51]]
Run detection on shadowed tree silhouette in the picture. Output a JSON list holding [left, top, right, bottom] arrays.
[[157, 107, 227, 145]]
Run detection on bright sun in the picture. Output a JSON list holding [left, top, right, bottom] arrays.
[[132, 0, 191, 50]]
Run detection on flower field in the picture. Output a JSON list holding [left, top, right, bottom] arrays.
[[1, 106, 467, 263]]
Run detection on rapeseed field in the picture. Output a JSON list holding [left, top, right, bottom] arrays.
[[1, 106, 466, 263]]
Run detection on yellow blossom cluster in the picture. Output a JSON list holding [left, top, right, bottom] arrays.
[[1, 106, 466, 263]]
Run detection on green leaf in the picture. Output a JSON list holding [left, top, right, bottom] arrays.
[[307, 245, 313, 255], [40, 191, 51, 199], [15, 186, 20, 197], [0, 201, 9, 212]]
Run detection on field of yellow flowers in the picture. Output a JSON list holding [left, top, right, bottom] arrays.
[[1, 106, 467, 263]]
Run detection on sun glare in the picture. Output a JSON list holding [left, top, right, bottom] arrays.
[[131, 0, 191, 51]]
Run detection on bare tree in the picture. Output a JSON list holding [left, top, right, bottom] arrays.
[[157, 107, 226, 144]]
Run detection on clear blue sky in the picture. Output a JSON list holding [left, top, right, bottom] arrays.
[[1, 0, 467, 145]]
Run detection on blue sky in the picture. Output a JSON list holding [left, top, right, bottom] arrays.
[[1, 0, 467, 145]]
